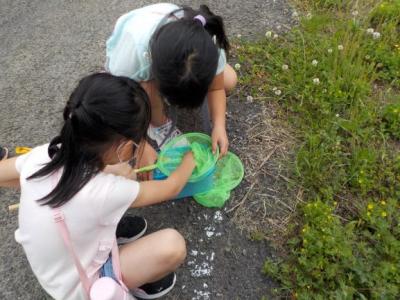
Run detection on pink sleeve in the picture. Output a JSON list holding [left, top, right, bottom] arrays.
[[98, 174, 140, 226], [15, 144, 49, 174], [15, 152, 33, 174]]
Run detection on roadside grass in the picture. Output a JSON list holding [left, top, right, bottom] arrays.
[[233, 0, 400, 298]]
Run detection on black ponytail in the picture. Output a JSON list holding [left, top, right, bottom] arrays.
[[28, 73, 151, 208], [181, 5, 230, 54], [150, 5, 230, 109]]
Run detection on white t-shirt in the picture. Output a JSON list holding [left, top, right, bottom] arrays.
[[14, 144, 140, 300], [105, 3, 227, 81]]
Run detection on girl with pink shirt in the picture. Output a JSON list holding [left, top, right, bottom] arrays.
[[0, 73, 195, 299]]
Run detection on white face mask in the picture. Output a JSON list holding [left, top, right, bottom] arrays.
[[116, 141, 140, 166]]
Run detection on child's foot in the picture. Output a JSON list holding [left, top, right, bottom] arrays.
[[0, 146, 8, 161], [131, 272, 176, 299], [147, 120, 182, 149], [116, 216, 147, 245]]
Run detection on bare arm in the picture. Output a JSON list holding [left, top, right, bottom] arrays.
[[132, 152, 196, 208], [0, 157, 20, 188], [207, 73, 229, 156], [208, 73, 226, 129]]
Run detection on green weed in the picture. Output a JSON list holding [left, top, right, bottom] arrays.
[[234, 0, 400, 298]]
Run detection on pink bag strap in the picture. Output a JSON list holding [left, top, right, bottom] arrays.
[[53, 209, 91, 299]]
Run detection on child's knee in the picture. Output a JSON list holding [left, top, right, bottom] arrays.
[[160, 228, 187, 264], [224, 64, 238, 93]]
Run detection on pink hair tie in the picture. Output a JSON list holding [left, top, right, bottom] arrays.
[[193, 15, 206, 26]]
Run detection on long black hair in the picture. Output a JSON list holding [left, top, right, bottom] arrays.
[[28, 73, 151, 208], [150, 4, 230, 109]]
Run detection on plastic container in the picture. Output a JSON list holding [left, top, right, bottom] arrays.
[[153, 167, 215, 199], [158, 133, 219, 183], [153, 133, 218, 198]]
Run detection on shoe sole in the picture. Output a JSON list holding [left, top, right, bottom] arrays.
[[117, 219, 148, 245], [131, 273, 176, 299]]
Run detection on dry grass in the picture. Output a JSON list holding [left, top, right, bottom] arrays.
[[224, 99, 302, 246]]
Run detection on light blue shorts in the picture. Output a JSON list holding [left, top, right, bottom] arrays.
[[99, 256, 117, 282]]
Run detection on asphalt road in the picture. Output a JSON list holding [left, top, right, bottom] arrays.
[[0, 1, 293, 299]]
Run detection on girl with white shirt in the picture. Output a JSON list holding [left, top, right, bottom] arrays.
[[0, 73, 196, 299]]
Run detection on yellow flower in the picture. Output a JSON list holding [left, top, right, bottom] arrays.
[[302, 227, 307, 233], [367, 212, 371, 217], [367, 203, 374, 210], [381, 211, 387, 217], [381, 200, 386, 205]]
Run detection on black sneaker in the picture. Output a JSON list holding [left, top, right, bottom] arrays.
[[0, 146, 8, 161], [116, 216, 147, 245], [132, 272, 176, 299]]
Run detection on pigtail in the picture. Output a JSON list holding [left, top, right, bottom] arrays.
[[28, 106, 100, 208], [198, 5, 230, 54], [177, 5, 230, 54], [28, 73, 151, 208]]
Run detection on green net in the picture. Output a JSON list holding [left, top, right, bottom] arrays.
[[158, 133, 219, 182], [155, 132, 244, 207], [194, 152, 244, 208]]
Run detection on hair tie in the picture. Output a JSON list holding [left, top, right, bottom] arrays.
[[193, 15, 206, 26]]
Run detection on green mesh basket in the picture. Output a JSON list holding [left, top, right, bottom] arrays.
[[194, 152, 244, 208], [158, 132, 219, 183]]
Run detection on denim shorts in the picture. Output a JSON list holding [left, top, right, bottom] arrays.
[[99, 255, 117, 282]]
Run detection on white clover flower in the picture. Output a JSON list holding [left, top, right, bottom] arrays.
[[292, 11, 299, 18], [338, 45, 344, 51], [372, 32, 381, 39], [312, 59, 318, 66], [351, 10, 359, 16], [306, 13, 312, 20], [366, 28, 374, 34], [265, 31, 272, 38], [327, 48, 333, 53], [272, 87, 278, 91], [365, 55, 371, 60], [236, 34, 242, 38], [282, 64, 289, 70], [274, 89, 282, 96], [246, 95, 254, 102], [313, 78, 320, 85], [273, 34, 279, 39], [335, 113, 340, 117], [234, 63, 241, 70]]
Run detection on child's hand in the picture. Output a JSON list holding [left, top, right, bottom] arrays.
[[134, 141, 158, 181], [211, 125, 229, 158]]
